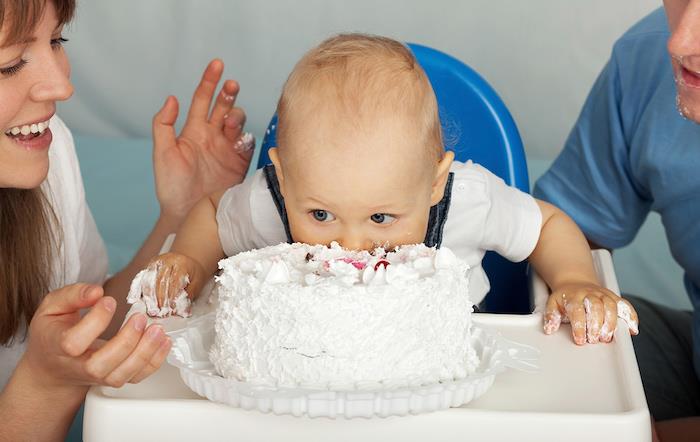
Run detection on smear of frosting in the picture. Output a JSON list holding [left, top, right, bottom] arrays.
[[235, 132, 255, 152], [617, 300, 638, 335], [127, 261, 192, 318], [542, 296, 638, 342]]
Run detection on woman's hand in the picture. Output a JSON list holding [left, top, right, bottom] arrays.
[[152, 59, 255, 223], [543, 282, 639, 345], [21, 283, 171, 390]]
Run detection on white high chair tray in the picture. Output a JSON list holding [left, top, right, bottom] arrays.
[[83, 250, 651, 442]]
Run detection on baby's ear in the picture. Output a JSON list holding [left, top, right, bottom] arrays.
[[430, 150, 454, 205], [268, 147, 285, 191]]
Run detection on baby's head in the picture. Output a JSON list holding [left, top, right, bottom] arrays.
[[269, 33, 454, 251]]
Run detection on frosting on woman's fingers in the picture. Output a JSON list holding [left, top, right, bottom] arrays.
[[235, 132, 255, 152]]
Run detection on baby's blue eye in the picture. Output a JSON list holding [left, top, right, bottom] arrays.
[[312, 210, 335, 222], [370, 213, 396, 224]]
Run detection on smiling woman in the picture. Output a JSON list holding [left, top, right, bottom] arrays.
[[0, 0, 74, 352], [0, 0, 254, 439], [0, 0, 73, 189]]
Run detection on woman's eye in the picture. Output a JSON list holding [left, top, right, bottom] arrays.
[[370, 213, 396, 225], [311, 210, 335, 222], [0, 59, 28, 77], [50, 37, 69, 50]]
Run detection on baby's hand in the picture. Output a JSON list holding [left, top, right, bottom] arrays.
[[543, 283, 639, 345], [127, 253, 200, 318]]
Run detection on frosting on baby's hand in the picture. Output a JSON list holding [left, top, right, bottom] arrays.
[[127, 260, 192, 318]]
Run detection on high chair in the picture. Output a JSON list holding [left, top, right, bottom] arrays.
[[83, 45, 649, 442]]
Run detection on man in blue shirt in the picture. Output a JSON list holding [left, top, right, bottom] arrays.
[[534, 1, 700, 435]]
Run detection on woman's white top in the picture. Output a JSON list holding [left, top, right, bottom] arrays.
[[0, 117, 108, 390]]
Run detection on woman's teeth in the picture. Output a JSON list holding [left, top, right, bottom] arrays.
[[4, 120, 51, 137]]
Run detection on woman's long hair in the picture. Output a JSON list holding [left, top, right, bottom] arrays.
[[0, 0, 75, 345], [0, 190, 59, 344]]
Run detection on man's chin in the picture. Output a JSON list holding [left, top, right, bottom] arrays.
[[676, 93, 700, 124]]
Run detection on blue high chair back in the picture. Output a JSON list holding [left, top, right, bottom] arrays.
[[257, 43, 532, 313]]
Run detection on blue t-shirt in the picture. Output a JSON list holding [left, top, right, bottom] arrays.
[[534, 8, 700, 381]]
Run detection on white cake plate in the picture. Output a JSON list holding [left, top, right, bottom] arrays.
[[167, 313, 539, 418]]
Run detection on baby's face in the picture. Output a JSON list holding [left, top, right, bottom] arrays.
[[271, 120, 452, 251]]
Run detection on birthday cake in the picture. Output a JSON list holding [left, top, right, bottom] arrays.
[[210, 242, 479, 389]]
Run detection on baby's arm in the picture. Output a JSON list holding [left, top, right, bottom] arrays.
[[128, 191, 227, 317], [170, 191, 227, 294], [529, 199, 638, 345]]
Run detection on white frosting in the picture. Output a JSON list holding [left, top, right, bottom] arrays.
[[127, 261, 192, 318], [235, 132, 255, 152], [210, 242, 478, 389], [617, 300, 638, 335]]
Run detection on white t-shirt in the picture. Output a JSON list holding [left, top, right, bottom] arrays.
[[216, 160, 542, 304], [0, 117, 108, 390]]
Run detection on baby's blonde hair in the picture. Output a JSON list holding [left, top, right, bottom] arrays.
[[276, 33, 444, 162]]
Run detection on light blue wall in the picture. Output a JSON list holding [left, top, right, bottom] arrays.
[[60, 0, 659, 158]]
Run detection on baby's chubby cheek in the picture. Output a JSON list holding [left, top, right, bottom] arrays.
[[395, 218, 431, 246]]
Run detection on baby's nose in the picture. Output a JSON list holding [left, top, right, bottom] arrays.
[[336, 233, 373, 251]]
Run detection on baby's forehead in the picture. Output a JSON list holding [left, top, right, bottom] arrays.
[[289, 151, 430, 208], [282, 110, 435, 162], [285, 131, 434, 186]]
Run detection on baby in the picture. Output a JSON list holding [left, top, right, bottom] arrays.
[[129, 33, 638, 345]]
